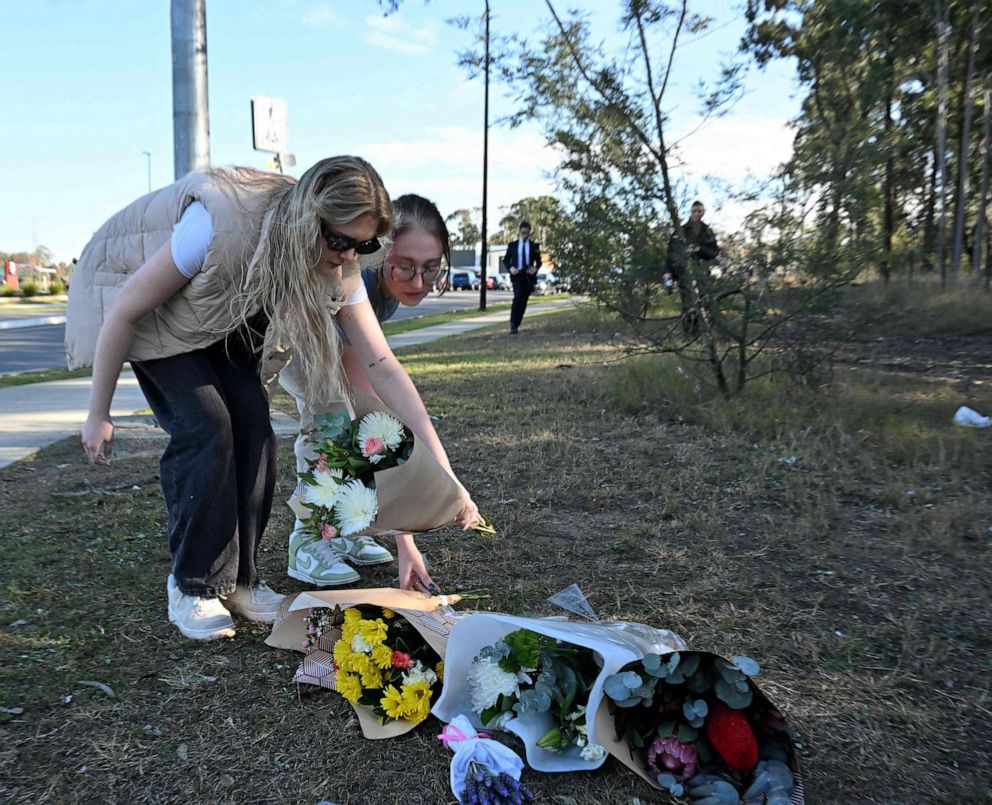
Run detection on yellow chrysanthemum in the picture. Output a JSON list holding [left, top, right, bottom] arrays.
[[381, 608, 395, 619], [343, 608, 361, 625], [333, 639, 356, 672], [401, 680, 433, 724], [380, 685, 405, 720], [341, 622, 358, 646], [351, 652, 374, 677], [357, 618, 388, 647], [360, 664, 384, 690], [335, 671, 362, 705], [435, 661, 445, 679], [372, 644, 394, 670]]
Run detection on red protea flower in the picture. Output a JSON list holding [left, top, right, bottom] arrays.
[[647, 736, 698, 780], [705, 701, 759, 771], [391, 651, 413, 670]]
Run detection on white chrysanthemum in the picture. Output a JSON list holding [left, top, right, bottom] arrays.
[[402, 660, 437, 687], [467, 655, 519, 712], [580, 743, 607, 762], [351, 633, 373, 653], [304, 467, 344, 509], [357, 411, 405, 451], [334, 479, 378, 535]]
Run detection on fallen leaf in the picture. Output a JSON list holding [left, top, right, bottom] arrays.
[[177, 743, 189, 761]]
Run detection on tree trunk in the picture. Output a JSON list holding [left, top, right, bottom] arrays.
[[951, 0, 981, 274], [973, 87, 990, 278], [882, 52, 895, 283], [922, 148, 938, 273], [935, 0, 951, 286]]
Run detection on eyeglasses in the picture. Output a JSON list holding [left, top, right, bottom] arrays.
[[323, 228, 381, 255], [388, 262, 447, 283]]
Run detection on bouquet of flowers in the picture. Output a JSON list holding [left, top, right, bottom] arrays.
[[293, 398, 496, 536], [467, 629, 606, 762], [297, 409, 413, 536], [314, 604, 443, 725], [433, 613, 686, 772], [266, 588, 459, 739], [599, 651, 803, 804]]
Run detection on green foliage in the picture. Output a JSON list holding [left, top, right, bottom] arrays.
[[499, 628, 556, 671], [0, 285, 19, 297], [445, 208, 481, 249], [49, 279, 65, 295], [19, 281, 39, 298]]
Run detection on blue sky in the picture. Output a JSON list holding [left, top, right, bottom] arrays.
[[0, 1, 800, 262]]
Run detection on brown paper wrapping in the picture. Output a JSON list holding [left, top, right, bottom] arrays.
[[265, 588, 460, 740], [594, 652, 806, 804], [289, 390, 464, 534]]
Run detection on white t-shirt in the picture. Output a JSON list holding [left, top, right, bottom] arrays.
[[170, 202, 367, 305]]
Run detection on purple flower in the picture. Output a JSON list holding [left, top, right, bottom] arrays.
[[647, 736, 698, 780]]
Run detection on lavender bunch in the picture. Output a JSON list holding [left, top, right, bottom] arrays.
[[460, 761, 536, 805]]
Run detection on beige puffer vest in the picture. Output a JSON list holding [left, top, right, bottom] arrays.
[[64, 169, 361, 372]]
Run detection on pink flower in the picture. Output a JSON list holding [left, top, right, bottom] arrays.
[[647, 736, 698, 780], [391, 651, 413, 670], [307, 624, 317, 635], [361, 436, 385, 458], [316, 457, 328, 471], [321, 523, 337, 540]]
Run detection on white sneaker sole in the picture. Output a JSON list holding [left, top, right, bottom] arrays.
[[222, 603, 280, 624], [168, 611, 236, 641], [287, 567, 360, 587], [347, 554, 394, 567]]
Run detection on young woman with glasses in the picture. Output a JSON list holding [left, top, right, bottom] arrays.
[[281, 193, 456, 594], [66, 158, 480, 641]]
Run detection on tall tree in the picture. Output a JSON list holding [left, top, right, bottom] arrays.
[[445, 208, 481, 249], [951, 0, 982, 273]]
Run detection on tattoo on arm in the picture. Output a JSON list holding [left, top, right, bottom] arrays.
[[367, 356, 388, 369]]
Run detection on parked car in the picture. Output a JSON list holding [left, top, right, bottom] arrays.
[[533, 272, 554, 294], [494, 272, 512, 290], [450, 269, 480, 291]]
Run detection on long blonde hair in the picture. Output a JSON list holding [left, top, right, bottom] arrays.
[[234, 156, 393, 404]]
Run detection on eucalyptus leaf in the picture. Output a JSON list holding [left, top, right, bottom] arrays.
[[732, 655, 761, 677]]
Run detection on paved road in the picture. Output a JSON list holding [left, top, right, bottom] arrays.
[[0, 290, 514, 374]]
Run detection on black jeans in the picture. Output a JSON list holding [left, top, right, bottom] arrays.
[[510, 272, 535, 330], [132, 334, 276, 597]]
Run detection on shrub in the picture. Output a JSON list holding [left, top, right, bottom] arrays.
[[49, 279, 65, 295], [1, 285, 20, 297], [19, 281, 39, 298]]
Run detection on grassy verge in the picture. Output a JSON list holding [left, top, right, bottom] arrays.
[[380, 293, 571, 337], [1, 288, 989, 803], [0, 367, 91, 388]]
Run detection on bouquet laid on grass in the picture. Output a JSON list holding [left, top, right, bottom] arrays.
[[467, 629, 607, 763], [266, 588, 459, 739], [313, 604, 444, 726], [599, 651, 803, 804], [298, 409, 413, 536]]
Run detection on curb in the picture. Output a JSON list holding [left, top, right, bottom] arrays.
[[0, 315, 66, 331]]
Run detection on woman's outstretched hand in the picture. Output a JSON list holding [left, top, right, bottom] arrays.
[[454, 488, 482, 530], [396, 535, 439, 595], [82, 415, 114, 465]]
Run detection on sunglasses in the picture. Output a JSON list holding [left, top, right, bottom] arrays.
[[388, 262, 447, 284], [323, 228, 381, 255]]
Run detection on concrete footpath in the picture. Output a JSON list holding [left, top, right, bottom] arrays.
[[0, 298, 575, 469]]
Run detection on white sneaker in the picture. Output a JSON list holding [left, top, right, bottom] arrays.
[[167, 575, 236, 641], [287, 530, 360, 586], [222, 582, 285, 623]]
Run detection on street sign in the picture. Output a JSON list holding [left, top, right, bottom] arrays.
[[250, 95, 288, 153]]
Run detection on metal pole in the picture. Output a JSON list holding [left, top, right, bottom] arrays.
[[171, 0, 211, 179], [142, 151, 152, 192], [479, 0, 490, 311]]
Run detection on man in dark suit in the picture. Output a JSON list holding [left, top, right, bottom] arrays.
[[504, 220, 542, 334]]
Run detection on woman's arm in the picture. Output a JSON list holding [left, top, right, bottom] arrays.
[[82, 241, 191, 463], [336, 298, 480, 527]]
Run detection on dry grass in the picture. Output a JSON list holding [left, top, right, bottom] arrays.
[[1, 288, 991, 803]]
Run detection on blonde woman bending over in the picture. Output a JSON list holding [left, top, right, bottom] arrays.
[[66, 157, 480, 642]]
